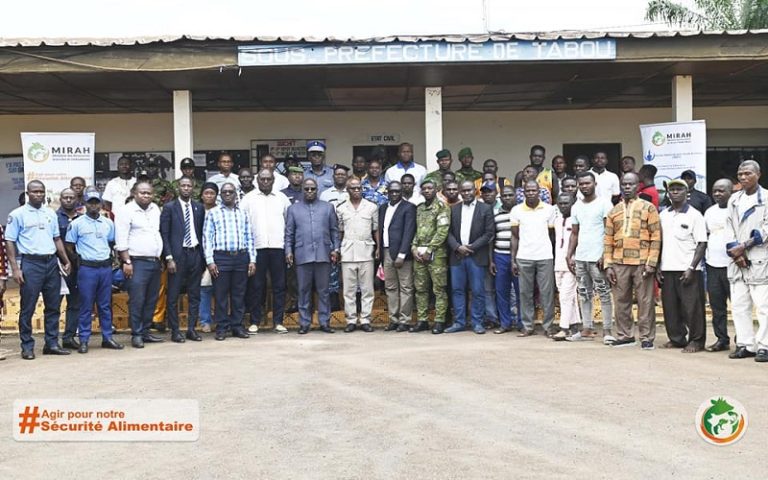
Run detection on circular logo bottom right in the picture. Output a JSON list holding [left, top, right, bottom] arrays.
[[696, 396, 748, 446]]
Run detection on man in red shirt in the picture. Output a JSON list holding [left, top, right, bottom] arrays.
[[638, 164, 660, 209]]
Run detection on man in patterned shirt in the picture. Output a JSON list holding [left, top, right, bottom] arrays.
[[603, 172, 661, 350]]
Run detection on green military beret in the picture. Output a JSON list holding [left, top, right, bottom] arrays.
[[458, 147, 473, 159], [288, 166, 304, 173], [420, 178, 436, 187], [436, 149, 451, 159]]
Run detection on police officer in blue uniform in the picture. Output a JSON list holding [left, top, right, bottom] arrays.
[[5, 180, 73, 360], [303, 140, 335, 195], [56, 187, 81, 350], [65, 191, 124, 353]]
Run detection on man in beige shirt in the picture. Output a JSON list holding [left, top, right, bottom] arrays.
[[336, 177, 380, 332]]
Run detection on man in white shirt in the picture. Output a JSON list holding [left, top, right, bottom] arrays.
[[259, 154, 289, 191], [115, 181, 165, 348], [589, 151, 620, 204], [510, 180, 557, 337], [659, 179, 708, 353], [103, 156, 136, 213], [552, 194, 582, 341], [704, 178, 733, 352], [384, 142, 427, 196], [401, 173, 425, 206], [208, 152, 241, 195], [319, 165, 350, 207], [240, 169, 292, 334]]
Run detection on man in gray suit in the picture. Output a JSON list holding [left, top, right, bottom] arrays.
[[445, 180, 495, 334], [285, 178, 341, 334]]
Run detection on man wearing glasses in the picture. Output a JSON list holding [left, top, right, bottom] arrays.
[[285, 179, 340, 334], [303, 140, 334, 195], [336, 178, 379, 332]]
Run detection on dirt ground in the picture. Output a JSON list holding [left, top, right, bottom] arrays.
[[0, 326, 764, 480]]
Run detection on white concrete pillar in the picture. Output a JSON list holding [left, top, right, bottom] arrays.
[[424, 87, 443, 171], [173, 90, 194, 179], [672, 75, 693, 122]]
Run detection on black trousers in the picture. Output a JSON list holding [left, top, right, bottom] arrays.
[[213, 251, 249, 334], [661, 270, 706, 347], [706, 265, 730, 344], [247, 248, 286, 326], [166, 248, 203, 333]]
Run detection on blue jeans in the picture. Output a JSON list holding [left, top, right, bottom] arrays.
[[199, 286, 213, 326], [19, 256, 62, 350], [126, 258, 161, 338], [494, 252, 522, 329], [77, 265, 114, 342], [450, 256, 485, 329]]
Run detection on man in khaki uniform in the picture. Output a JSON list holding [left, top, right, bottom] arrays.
[[336, 178, 380, 332]]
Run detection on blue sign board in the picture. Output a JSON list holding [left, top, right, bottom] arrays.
[[238, 40, 617, 66]]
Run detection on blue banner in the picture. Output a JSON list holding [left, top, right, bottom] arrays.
[[238, 40, 616, 66]]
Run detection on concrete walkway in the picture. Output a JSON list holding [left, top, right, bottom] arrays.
[[0, 328, 764, 479]]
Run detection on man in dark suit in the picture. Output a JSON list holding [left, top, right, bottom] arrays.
[[160, 176, 206, 342], [285, 178, 340, 334], [446, 180, 495, 333], [377, 181, 417, 331]]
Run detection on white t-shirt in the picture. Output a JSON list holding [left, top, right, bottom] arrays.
[[660, 206, 707, 271], [590, 169, 620, 202], [509, 201, 557, 261], [384, 162, 427, 195], [704, 204, 731, 268], [554, 213, 573, 271], [102, 176, 136, 211], [571, 197, 613, 262]]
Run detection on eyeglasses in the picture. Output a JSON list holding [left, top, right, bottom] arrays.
[[348, 187, 362, 191], [304, 187, 317, 192]]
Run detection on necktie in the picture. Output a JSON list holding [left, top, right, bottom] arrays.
[[183, 202, 192, 247]]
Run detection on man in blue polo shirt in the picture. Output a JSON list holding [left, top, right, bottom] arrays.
[[303, 140, 335, 194], [5, 180, 73, 360], [65, 191, 124, 353]]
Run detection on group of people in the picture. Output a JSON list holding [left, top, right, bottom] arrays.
[[1, 140, 767, 365]]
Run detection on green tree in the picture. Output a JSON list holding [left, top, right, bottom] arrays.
[[646, 0, 768, 29]]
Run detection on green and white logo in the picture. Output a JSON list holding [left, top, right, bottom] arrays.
[[651, 131, 665, 147], [695, 396, 748, 446], [27, 142, 49, 163]]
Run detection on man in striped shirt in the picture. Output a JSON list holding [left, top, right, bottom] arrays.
[[491, 185, 521, 333], [203, 182, 257, 341]]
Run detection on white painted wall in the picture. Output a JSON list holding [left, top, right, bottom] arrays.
[[1, 106, 767, 177]]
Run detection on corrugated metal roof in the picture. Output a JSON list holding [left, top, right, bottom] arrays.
[[2, 29, 768, 47]]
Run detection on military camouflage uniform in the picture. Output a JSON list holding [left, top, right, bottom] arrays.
[[423, 169, 454, 190], [151, 177, 175, 207], [454, 168, 483, 184], [413, 198, 451, 323], [170, 177, 203, 202]]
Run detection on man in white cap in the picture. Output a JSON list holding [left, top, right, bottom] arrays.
[[303, 140, 334, 195]]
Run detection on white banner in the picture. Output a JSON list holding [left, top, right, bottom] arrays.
[[20, 132, 95, 208], [640, 120, 707, 193]]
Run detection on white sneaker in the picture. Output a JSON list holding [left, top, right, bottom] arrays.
[[247, 324, 259, 335], [201, 324, 211, 333], [603, 334, 617, 345], [552, 330, 568, 341], [566, 331, 584, 342], [274, 324, 288, 334]]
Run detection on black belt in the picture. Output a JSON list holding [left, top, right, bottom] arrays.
[[80, 259, 112, 268], [182, 245, 200, 251], [214, 249, 247, 256], [22, 254, 54, 261], [131, 256, 160, 262]]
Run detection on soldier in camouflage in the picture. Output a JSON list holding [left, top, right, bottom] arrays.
[[411, 178, 451, 334], [422, 149, 453, 190], [170, 157, 203, 201], [140, 157, 174, 208]]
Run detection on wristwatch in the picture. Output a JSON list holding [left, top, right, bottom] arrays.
[[123, 259, 132, 265], [166, 255, 174, 261]]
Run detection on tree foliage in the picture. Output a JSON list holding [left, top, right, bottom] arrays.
[[646, 0, 768, 29]]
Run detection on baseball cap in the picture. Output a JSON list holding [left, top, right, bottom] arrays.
[[480, 180, 497, 191], [85, 191, 102, 202], [180, 158, 195, 168]]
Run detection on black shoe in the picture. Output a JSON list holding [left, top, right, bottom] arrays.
[[396, 323, 410, 332], [344, 324, 357, 333], [42, 344, 71, 355], [214, 331, 227, 341], [755, 349, 768, 362], [142, 334, 164, 343], [78, 342, 89, 354], [494, 327, 511, 334], [171, 332, 186, 343], [298, 325, 310, 335], [62, 338, 80, 350], [330, 294, 342, 312], [102, 338, 124, 350], [131, 337, 145, 348], [21, 350, 35, 360], [361, 324, 373, 333], [384, 323, 399, 331], [319, 325, 335, 334], [729, 346, 756, 359], [232, 328, 250, 339], [706, 341, 729, 352], [409, 321, 430, 333], [432, 322, 445, 334], [186, 330, 202, 342], [150, 322, 167, 333]]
